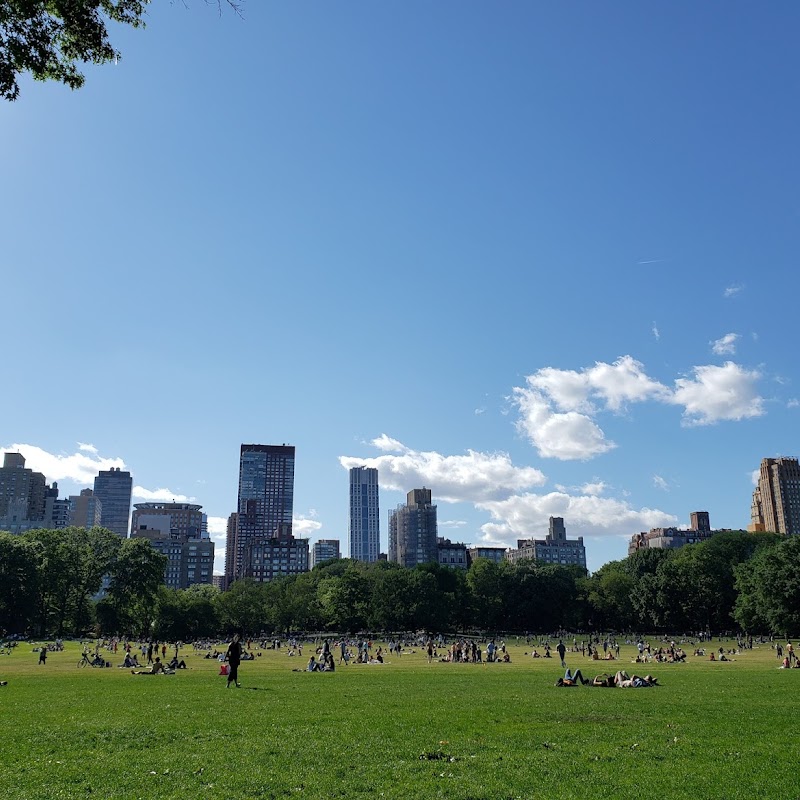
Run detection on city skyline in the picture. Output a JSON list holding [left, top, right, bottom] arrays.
[[4, 5, 800, 573]]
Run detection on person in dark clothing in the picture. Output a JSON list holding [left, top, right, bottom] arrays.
[[556, 640, 566, 668], [225, 634, 242, 688]]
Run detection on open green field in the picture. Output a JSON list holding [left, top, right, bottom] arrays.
[[0, 638, 797, 799]]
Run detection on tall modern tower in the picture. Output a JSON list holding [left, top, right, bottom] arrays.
[[750, 457, 800, 535], [349, 466, 380, 562], [233, 444, 295, 579], [93, 467, 133, 537], [388, 487, 438, 568]]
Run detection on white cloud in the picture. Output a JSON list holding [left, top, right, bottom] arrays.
[[513, 357, 671, 460], [580, 480, 607, 496], [477, 491, 676, 546], [724, 284, 743, 298], [474, 407, 486, 415], [77, 442, 99, 454], [652, 322, 660, 341], [1, 443, 125, 485], [751, 469, 760, 486], [711, 333, 739, 355], [514, 355, 766, 459], [206, 516, 228, 536], [370, 434, 409, 453], [339, 438, 546, 503], [788, 399, 800, 409], [439, 519, 468, 529], [132, 486, 195, 503], [652, 474, 669, 491], [293, 515, 323, 537], [671, 362, 764, 425]]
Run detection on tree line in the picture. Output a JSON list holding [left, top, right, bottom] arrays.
[[2, 526, 799, 639]]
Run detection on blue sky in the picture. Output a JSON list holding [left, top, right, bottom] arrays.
[[2, 2, 799, 573]]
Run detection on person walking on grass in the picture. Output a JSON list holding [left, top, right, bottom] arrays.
[[557, 640, 566, 668], [38, 644, 47, 665], [225, 633, 242, 688]]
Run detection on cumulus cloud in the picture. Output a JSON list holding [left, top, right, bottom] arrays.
[[513, 356, 670, 460], [293, 515, 323, 537], [370, 434, 408, 453], [580, 480, 607, 496], [513, 355, 766, 459], [671, 362, 764, 425], [477, 491, 676, 545], [206, 516, 228, 536], [1, 443, 125, 485], [788, 399, 800, 409], [132, 486, 195, 503], [513, 388, 615, 460], [340, 438, 546, 503], [711, 333, 739, 355]]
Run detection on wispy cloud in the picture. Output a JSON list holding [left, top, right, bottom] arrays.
[[723, 284, 744, 298], [652, 474, 669, 491], [439, 519, 468, 529], [711, 332, 739, 355], [788, 398, 800, 409], [652, 322, 660, 342], [637, 258, 666, 265]]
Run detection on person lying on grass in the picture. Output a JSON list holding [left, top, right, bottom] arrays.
[[555, 668, 589, 686], [614, 670, 658, 687]]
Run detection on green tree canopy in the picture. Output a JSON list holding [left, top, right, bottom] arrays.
[[0, 0, 242, 101]]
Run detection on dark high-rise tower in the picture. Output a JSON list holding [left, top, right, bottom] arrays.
[[751, 457, 800, 535], [93, 467, 132, 537], [349, 466, 380, 562], [232, 444, 295, 579], [388, 487, 438, 568]]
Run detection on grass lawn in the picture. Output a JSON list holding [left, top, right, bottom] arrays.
[[0, 637, 796, 799]]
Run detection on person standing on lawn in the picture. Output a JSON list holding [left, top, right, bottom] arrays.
[[226, 634, 242, 688], [557, 640, 566, 668]]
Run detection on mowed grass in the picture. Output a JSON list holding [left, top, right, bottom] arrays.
[[0, 639, 797, 799]]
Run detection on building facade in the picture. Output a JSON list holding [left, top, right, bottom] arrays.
[[69, 489, 103, 529], [130, 502, 213, 589], [311, 538, 341, 568], [467, 546, 508, 565], [242, 532, 309, 582], [628, 511, 716, 555], [0, 452, 46, 528], [750, 457, 800, 535], [349, 466, 380, 562], [506, 517, 587, 568], [437, 538, 468, 570], [93, 467, 133, 537], [388, 488, 438, 568], [232, 444, 295, 580]]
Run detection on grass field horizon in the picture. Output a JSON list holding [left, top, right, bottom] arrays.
[[1, 636, 797, 799]]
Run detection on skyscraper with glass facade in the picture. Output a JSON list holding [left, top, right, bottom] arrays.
[[232, 444, 295, 580], [93, 467, 133, 537], [349, 466, 380, 562]]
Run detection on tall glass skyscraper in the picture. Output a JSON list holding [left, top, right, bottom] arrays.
[[349, 466, 380, 561], [93, 467, 133, 537], [232, 444, 295, 579]]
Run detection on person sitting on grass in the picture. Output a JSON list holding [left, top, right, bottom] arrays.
[[306, 656, 320, 672], [120, 653, 139, 668], [132, 657, 174, 675], [555, 668, 589, 686], [321, 654, 335, 672], [168, 656, 187, 670]]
